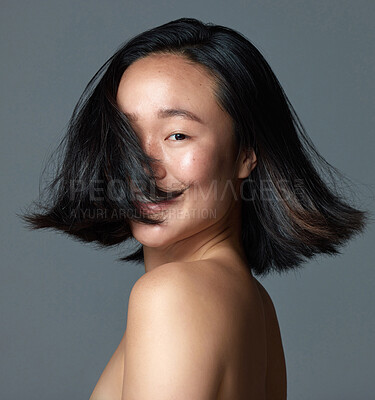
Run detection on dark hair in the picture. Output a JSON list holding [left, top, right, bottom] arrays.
[[18, 17, 370, 277]]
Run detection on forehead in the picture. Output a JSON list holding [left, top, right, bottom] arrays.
[[116, 53, 221, 117], [119, 53, 217, 89]]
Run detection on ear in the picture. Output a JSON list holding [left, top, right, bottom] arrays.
[[237, 148, 257, 179]]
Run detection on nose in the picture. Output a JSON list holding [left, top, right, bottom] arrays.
[[149, 158, 166, 181]]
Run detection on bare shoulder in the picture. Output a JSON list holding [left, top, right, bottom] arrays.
[[130, 261, 194, 296], [128, 260, 265, 356], [122, 261, 228, 399], [129, 261, 218, 312], [130, 259, 256, 324], [127, 260, 234, 349]]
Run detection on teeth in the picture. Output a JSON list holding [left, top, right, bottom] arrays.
[[134, 190, 182, 205]]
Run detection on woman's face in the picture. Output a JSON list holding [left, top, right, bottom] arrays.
[[116, 53, 252, 250]]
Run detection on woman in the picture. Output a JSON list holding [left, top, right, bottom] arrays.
[[20, 18, 368, 399]]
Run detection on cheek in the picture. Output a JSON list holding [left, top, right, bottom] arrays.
[[176, 145, 221, 183]]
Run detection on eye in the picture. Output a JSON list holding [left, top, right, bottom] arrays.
[[168, 133, 189, 141]]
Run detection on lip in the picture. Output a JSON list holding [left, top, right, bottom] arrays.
[[136, 194, 182, 212]]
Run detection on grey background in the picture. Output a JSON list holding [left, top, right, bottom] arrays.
[[1, 0, 374, 399]]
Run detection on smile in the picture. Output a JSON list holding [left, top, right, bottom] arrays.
[[136, 194, 182, 212]]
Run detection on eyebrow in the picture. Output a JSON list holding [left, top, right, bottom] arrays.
[[123, 108, 205, 124]]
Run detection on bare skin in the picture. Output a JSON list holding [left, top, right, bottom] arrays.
[[89, 53, 287, 399], [89, 255, 287, 400]]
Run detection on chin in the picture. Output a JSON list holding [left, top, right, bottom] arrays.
[[130, 219, 175, 248]]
